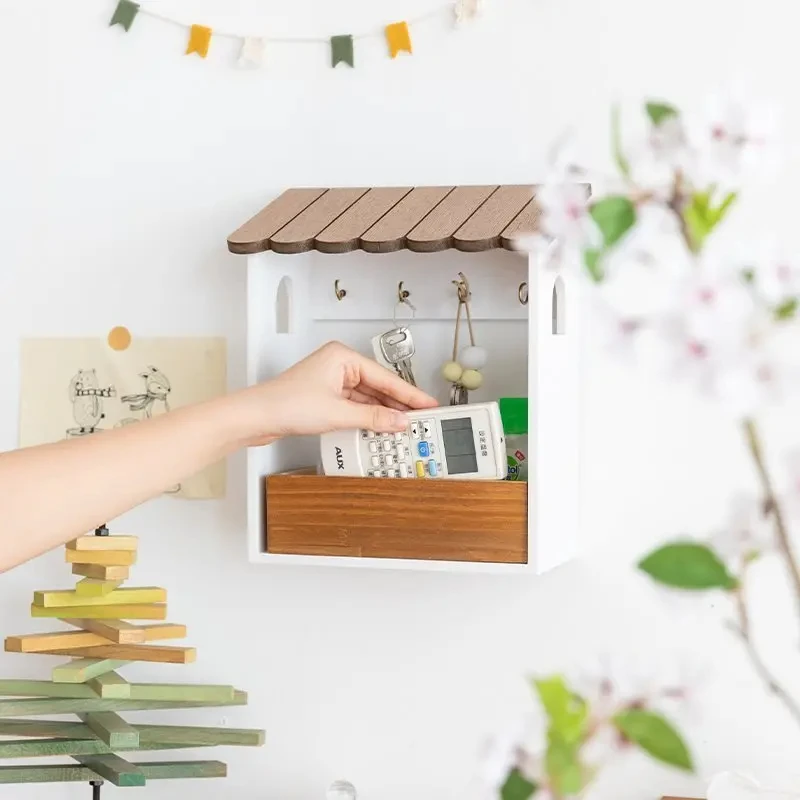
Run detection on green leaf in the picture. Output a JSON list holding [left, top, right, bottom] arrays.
[[501, 769, 538, 800], [645, 101, 679, 126], [589, 196, 636, 248], [583, 249, 604, 282], [775, 297, 798, 321], [545, 735, 584, 795], [611, 105, 631, 179], [612, 708, 693, 771], [638, 542, 738, 590], [532, 676, 588, 744], [683, 191, 737, 251]]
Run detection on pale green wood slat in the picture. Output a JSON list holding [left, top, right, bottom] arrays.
[[128, 683, 235, 703], [0, 680, 95, 699], [0, 689, 247, 717], [74, 753, 146, 787], [0, 737, 207, 758], [80, 711, 139, 748], [52, 658, 129, 683], [88, 671, 130, 699], [0, 719, 264, 746], [0, 760, 227, 784]]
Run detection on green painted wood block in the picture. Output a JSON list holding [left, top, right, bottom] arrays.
[[0, 680, 95, 699], [75, 753, 146, 787], [80, 712, 139, 748], [0, 737, 203, 758], [0, 719, 264, 747], [88, 671, 130, 699], [0, 690, 248, 718], [0, 760, 227, 784], [128, 683, 235, 703], [52, 658, 130, 684]]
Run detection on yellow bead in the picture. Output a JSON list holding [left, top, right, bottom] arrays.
[[460, 369, 483, 390], [441, 361, 463, 383]]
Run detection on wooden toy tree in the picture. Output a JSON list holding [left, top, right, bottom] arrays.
[[0, 526, 264, 794]]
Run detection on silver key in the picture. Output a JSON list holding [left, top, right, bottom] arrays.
[[379, 327, 417, 386]]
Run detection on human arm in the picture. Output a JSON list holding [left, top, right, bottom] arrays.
[[0, 342, 437, 573]]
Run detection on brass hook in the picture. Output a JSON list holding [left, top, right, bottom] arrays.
[[398, 281, 410, 304], [452, 271, 471, 302], [518, 282, 529, 305], [334, 279, 346, 301]]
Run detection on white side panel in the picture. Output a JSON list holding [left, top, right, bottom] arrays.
[[529, 254, 581, 574]]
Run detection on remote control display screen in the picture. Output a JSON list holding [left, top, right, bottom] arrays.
[[441, 417, 478, 474]]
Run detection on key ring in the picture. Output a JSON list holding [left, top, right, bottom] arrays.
[[392, 297, 416, 328]]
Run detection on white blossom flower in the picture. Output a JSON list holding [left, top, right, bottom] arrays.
[[536, 183, 600, 248], [709, 493, 774, 567]]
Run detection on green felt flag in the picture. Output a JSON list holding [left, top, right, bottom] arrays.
[[110, 0, 140, 32], [330, 35, 354, 68]]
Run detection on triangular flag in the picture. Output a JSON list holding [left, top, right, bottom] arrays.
[[237, 37, 265, 68], [385, 21, 412, 58], [454, 0, 483, 24], [331, 35, 354, 68], [109, 0, 140, 32], [186, 24, 212, 58]]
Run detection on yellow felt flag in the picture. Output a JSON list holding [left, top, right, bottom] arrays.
[[385, 21, 412, 58], [186, 24, 212, 58]]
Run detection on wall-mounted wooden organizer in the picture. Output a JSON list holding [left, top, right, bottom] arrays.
[[228, 185, 585, 574]]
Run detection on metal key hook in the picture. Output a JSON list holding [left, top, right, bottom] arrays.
[[334, 279, 346, 301], [452, 272, 471, 302], [398, 281, 411, 304]]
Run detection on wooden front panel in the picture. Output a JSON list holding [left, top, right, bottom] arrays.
[[265, 475, 527, 563]]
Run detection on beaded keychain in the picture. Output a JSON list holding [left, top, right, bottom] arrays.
[[441, 272, 487, 405]]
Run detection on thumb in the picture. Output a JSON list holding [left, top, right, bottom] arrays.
[[338, 400, 408, 433]]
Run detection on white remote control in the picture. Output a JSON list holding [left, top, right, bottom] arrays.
[[320, 401, 507, 480]]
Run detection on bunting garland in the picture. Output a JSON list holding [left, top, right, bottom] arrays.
[[107, 0, 485, 69]]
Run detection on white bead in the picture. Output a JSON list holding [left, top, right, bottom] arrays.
[[441, 361, 463, 383], [460, 369, 483, 390], [459, 345, 487, 370]]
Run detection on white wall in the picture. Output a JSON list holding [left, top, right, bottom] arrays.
[[3, 0, 800, 797]]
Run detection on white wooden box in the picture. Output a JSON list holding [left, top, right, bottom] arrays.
[[228, 186, 583, 574]]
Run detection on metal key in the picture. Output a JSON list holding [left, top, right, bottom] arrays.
[[378, 327, 417, 386]]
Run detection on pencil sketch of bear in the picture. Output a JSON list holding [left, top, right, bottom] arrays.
[[66, 369, 116, 438], [120, 366, 171, 418]]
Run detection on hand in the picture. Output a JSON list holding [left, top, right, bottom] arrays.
[[231, 342, 438, 447]]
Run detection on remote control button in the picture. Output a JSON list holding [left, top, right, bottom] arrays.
[[394, 432, 403, 442], [368, 441, 378, 454], [367, 431, 376, 439], [415, 460, 425, 478], [371, 456, 380, 468], [410, 422, 420, 439], [386, 468, 397, 478], [417, 441, 430, 458], [382, 440, 392, 452], [396, 445, 405, 460], [385, 454, 394, 466], [399, 463, 409, 478], [370, 470, 381, 477], [422, 421, 433, 439], [428, 460, 438, 477]]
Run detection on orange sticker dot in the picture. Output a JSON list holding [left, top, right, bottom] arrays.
[[108, 326, 132, 351]]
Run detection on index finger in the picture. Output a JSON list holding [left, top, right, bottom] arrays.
[[354, 353, 438, 410]]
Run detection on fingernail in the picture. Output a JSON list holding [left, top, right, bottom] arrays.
[[390, 411, 408, 429]]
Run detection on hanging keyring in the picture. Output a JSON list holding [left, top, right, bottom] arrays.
[[392, 296, 416, 328]]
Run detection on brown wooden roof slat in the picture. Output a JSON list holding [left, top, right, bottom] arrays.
[[227, 188, 328, 254], [314, 187, 413, 253], [269, 188, 369, 254], [406, 186, 499, 253], [360, 187, 455, 253], [453, 185, 535, 252], [499, 195, 542, 250]]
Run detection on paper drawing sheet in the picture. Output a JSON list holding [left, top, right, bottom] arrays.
[[19, 337, 227, 500]]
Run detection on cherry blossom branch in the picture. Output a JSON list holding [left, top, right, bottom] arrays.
[[743, 418, 800, 626], [727, 564, 800, 729]]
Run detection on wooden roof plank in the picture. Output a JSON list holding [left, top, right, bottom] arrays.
[[360, 187, 455, 253], [499, 195, 542, 250], [314, 188, 413, 253], [453, 185, 534, 252], [269, 188, 369, 254], [406, 186, 499, 253], [227, 188, 328, 255]]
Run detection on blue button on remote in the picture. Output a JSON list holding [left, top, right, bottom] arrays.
[[428, 460, 438, 477], [418, 442, 430, 458]]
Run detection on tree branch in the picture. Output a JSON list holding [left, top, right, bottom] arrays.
[[742, 418, 800, 626]]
